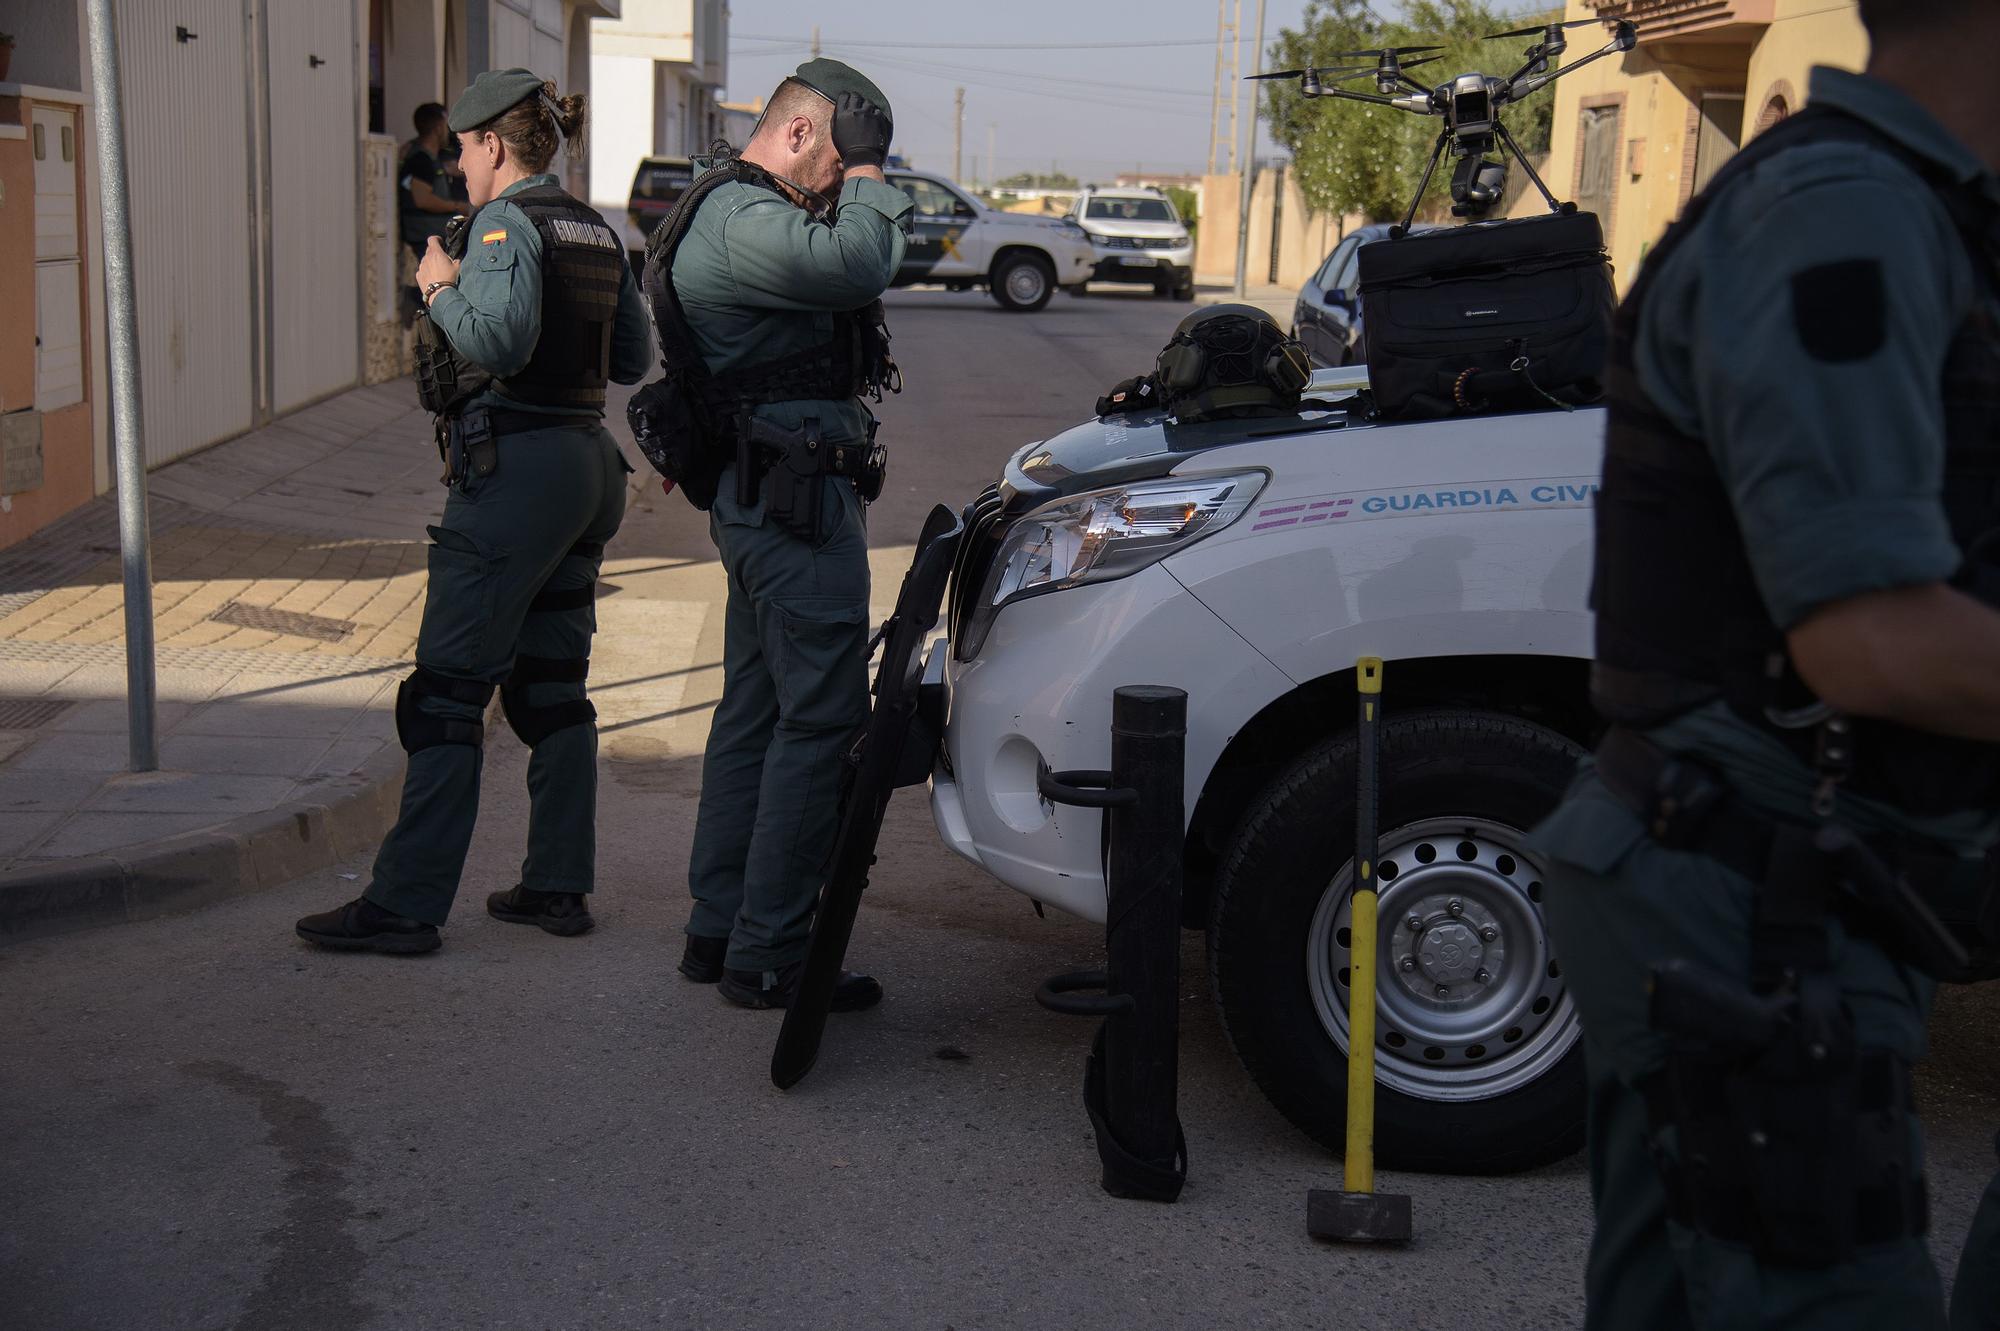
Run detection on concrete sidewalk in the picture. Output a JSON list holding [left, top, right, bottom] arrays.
[[0, 381, 448, 940], [1192, 278, 1297, 327]]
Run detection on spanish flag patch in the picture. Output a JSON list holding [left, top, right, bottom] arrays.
[[481, 229, 508, 245]]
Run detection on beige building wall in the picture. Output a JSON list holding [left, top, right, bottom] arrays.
[[1195, 170, 1358, 290], [1517, 0, 1866, 290]]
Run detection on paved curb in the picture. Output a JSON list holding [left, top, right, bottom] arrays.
[[0, 746, 406, 946]]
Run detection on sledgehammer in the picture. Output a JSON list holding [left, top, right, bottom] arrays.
[[1307, 657, 1413, 1246]]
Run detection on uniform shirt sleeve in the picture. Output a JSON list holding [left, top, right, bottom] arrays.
[[609, 255, 653, 385], [425, 200, 543, 378], [717, 175, 912, 311], [1635, 150, 1970, 630]]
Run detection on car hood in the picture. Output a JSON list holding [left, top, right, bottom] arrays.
[[1080, 219, 1186, 240], [998, 406, 1352, 515]]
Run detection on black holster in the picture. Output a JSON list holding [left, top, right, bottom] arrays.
[[440, 410, 499, 488], [1594, 727, 1936, 1264], [1645, 958, 1927, 1266], [744, 415, 888, 543]]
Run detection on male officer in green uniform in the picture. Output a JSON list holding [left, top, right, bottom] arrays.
[[1531, 2, 2000, 1326], [651, 60, 910, 1009], [297, 69, 652, 953]]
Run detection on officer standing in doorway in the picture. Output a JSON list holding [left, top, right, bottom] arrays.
[[639, 60, 909, 1010], [1531, 1, 2000, 1326], [297, 69, 652, 954]]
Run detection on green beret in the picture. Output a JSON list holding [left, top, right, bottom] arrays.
[[448, 67, 546, 132], [792, 58, 892, 121]]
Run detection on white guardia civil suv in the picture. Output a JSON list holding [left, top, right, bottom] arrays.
[[884, 169, 1097, 312], [920, 368, 1602, 1174]]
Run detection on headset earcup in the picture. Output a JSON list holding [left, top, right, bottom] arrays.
[[1155, 340, 1206, 394], [1267, 341, 1311, 394]]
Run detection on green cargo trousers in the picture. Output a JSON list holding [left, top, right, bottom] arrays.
[[1535, 772, 1949, 1331], [686, 462, 870, 973], [365, 422, 628, 926]]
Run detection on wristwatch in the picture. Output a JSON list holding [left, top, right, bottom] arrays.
[[423, 279, 457, 303]]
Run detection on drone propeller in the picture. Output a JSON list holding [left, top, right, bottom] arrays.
[[1326, 55, 1443, 83], [1484, 17, 1609, 39], [1329, 45, 1446, 59], [1245, 64, 1377, 81]]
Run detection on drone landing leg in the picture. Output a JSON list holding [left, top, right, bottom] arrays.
[[1397, 131, 1451, 237], [1494, 120, 1568, 215]]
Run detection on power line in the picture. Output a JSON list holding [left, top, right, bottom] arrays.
[[811, 44, 1212, 120], [731, 33, 1264, 50]]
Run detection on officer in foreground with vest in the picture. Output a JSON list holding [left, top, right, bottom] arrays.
[[638, 60, 910, 1010], [296, 69, 652, 954], [1530, 1, 2000, 1325]]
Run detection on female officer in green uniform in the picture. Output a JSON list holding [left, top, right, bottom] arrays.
[[297, 68, 652, 954]]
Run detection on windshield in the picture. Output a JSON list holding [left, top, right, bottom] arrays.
[[1084, 197, 1177, 223]]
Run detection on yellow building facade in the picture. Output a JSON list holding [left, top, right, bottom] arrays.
[[1516, 0, 1868, 288]]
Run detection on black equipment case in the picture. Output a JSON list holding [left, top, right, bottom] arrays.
[[1357, 211, 1614, 419]]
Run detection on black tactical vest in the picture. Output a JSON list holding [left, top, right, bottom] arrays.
[[498, 185, 627, 411], [641, 151, 898, 412], [1591, 105, 2000, 817]]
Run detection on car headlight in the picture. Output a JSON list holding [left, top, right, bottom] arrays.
[[959, 471, 1266, 659]]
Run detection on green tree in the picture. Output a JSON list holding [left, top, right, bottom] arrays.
[[1264, 0, 1560, 221], [995, 170, 1080, 191]]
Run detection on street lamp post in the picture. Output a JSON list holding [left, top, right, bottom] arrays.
[[83, 0, 159, 772]]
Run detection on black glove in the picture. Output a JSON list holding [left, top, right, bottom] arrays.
[[1096, 375, 1160, 418], [831, 91, 892, 169]]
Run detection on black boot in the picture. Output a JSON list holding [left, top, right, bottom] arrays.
[[679, 934, 727, 984], [486, 885, 595, 937], [717, 961, 882, 1013], [295, 897, 441, 955]]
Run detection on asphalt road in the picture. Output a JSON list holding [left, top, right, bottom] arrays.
[[4, 287, 1997, 1331]]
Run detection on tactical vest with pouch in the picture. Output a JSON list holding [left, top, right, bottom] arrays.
[[1591, 104, 2000, 820], [631, 146, 900, 510], [413, 185, 626, 419]]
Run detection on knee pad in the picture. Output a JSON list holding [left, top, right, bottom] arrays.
[[500, 654, 596, 747], [395, 667, 496, 753]]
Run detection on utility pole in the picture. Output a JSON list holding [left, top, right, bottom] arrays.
[[987, 122, 996, 192], [1233, 0, 1267, 299], [1207, 0, 1227, 173], [953, 86, 964, 182], [1216, 0, 1232, 170], [84, 0, 159, 771], [810, 25, 820, 58]]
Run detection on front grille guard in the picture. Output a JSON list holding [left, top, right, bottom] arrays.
[[948, 483, 1007, 660]]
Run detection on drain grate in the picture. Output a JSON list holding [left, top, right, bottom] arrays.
[[210, 601, 357, 642], [0, 699, 75, 730]]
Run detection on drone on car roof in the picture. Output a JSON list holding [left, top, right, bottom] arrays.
[[1251, 16, 1639, 233]]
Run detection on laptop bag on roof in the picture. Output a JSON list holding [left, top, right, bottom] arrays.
[[1357, 211, 1614, 419]]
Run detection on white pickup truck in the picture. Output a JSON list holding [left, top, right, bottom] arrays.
[[920, 369, 1601, 1174]]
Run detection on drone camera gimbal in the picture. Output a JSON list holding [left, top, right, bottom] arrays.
[[1251, 17, 1640, 234]]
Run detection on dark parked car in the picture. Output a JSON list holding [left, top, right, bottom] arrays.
[[1293, 222, 1440, 367], [624, 155, 695, 263]]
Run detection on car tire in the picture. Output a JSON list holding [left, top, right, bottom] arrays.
[[990, 251, 1056, 312], [1172, 278, 1195, 301], [1208, 707, 1587, 1175]]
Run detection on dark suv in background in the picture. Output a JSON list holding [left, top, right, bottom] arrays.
[[623, 155, 695, 265]]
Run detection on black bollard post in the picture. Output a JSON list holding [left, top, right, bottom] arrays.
[[1035, 684, 1190, 1201], [1103, 685, 1188, 1184]]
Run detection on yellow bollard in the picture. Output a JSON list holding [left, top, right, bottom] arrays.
[[1308, 656, 1413, 1245]]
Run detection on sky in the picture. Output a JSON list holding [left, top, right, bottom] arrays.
[[719, 1, 1322, 184]]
